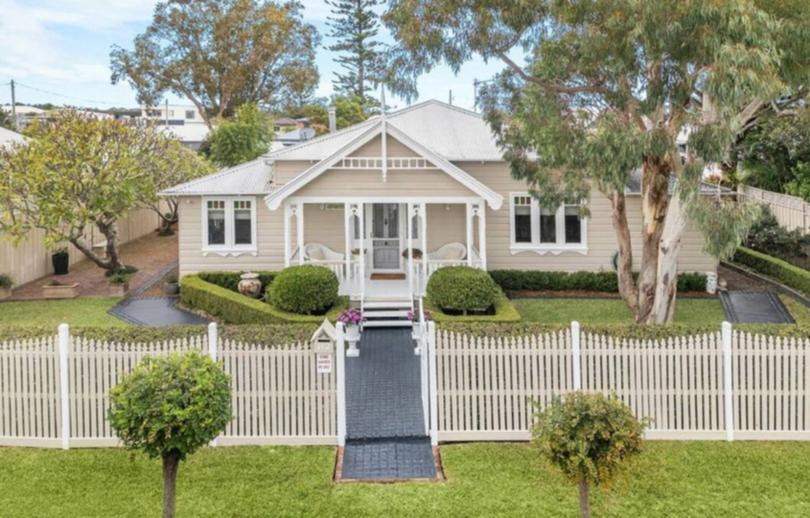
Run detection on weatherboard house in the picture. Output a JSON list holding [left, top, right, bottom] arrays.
[[162, 100, 716, 316]]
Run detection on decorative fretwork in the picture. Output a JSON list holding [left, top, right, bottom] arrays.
[[331, 157, 439, 170]]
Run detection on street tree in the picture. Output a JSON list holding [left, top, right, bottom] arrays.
[[111, 0, 320, 129], [383, 0, 810, 322], [208, 103, 274, 167], [109, 352, 231, 518]]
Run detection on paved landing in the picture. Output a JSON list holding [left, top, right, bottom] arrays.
[[342, 328, 437, 481], [110, 297, 209, 326], [720, 291, 794, 324]]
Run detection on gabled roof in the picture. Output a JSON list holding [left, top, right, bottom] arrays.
[[160, 157, 272, 196], [264, 118, 504, 210]]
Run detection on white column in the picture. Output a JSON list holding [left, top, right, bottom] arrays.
[[420, 203, 427, 294], [478, 202, 487, 270], [283, 203, 292, 267], [336, 322, 347, 447], [407, 202, 414, 296], [344, 202, 352, 285], [465, 202, 473, 266], [722, 321, 734, 442], [359, 203, 365, 300], [571, 320, 582, 390], [296, 202, 305, 265], [58, 323, 70, 450]]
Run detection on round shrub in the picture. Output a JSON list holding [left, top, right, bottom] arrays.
[[427, 266, 500, 313], [268, 265, 339, 315]]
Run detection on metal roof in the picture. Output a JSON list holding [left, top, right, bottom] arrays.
[[0, 127, 26, 147], [160, 157, 272, 196]]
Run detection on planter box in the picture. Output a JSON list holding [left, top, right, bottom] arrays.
[[108, 282, 129, 297], [42, 283, 80, 299], [0, 287, 11, 300]]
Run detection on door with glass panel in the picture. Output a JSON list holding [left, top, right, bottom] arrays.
[[371, 203, 401, 270]]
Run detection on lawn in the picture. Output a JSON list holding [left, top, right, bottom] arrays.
[[0, 298, 127, 328], [513, 297, 727, 325], [0, 442, 808, 517]]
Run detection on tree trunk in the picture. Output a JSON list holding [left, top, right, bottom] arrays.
[[162, 452, 181, 518], [67, 220, 124, 272], [609, 191, 639, 315], [649, 194, 689, 323], [636, 157, 671, 322], [578, 479, 591, 518]]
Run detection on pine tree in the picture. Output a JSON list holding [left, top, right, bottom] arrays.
[[326, 0, 383, 103]]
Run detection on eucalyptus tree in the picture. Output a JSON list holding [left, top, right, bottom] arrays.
[[111, 0, 320, 129], [384, 0, 810, 322]]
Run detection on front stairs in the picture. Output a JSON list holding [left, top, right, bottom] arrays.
[[360, 297, 412, 328]]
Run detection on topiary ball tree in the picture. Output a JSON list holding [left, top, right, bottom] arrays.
[[268, 265, 339, 315], [109, 352, 231, 518], [426, 266, 500, 314], [532, 392, 645, 518]]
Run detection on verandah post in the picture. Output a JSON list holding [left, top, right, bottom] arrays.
[[336, 322, 347, 447], [571, 321, 582, 390], [722, 321, 734, 442], [58, 323, 70, 450]]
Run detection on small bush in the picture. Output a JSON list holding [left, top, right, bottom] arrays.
[[0, 274, 12, 289], [267, 265, 339, 315], [427, 266, 500, 313], [489, 270, 708, 293], [744, 206, 807, 262], [734, 246, 810, 296], [198, 271, 277, 296]]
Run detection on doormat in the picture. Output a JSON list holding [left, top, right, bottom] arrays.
[[370, 273, 406, 280]]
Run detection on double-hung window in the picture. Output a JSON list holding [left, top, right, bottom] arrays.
[[510, 193, 587, 253], [203, 197, 257, 254]]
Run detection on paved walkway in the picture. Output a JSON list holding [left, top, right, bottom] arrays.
[[341, 328, 437, 481], [720, 291, 794, 324]]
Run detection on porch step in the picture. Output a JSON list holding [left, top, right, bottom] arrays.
[[362, 299, 413, 307], [364, 310, 410, 318], [363, 319, 412, 328], [361, 299, 413, 328]]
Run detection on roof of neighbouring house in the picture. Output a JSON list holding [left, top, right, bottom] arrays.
[[0, 126, 26, 147], [276, 126, 316, 144]]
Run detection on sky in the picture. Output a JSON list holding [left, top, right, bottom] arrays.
[[0, 0, 507, 112]]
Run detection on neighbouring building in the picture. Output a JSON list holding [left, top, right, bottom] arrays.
[[141, 104, 210, 150]]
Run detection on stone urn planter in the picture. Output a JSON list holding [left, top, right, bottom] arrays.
[[108, 281, 129, 297], [42, 281, 80, 299], [238, 272, 263, 298], [338, 308, 364, 357], [164, 275, 180, 296]]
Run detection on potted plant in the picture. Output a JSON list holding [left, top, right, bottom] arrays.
[[164, 274, 180, 296], [42, 279, 80, 299], [107, 271, 132, 297], [51, 248, 70, 275], [401, 248, 424, 260], [0, 274, 12, 300], [337, 308, 364, 357]]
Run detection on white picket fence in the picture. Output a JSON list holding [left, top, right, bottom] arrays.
[[0, 324, 340, 448], [433, 322, 810, 442]]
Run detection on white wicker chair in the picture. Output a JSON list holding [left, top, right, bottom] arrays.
[[304, 243, 344, 262], [427, 242, 467, 262]]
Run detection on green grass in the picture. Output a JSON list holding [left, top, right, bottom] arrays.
[[0, 298, 126, 328], [513, 297, 727, 325], [0, 442, 808, 517]]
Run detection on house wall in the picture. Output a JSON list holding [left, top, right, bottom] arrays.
[[295, 168, 478, 198]]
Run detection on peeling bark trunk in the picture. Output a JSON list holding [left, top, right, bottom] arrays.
[[636, 157, 671, 322], [162, 451, 181, 518], [66, 220, 125, 272], [649, 195, 689, 323], [578, 479, 591, 518], [609, 191, 639, 315]]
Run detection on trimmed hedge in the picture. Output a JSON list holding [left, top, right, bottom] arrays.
[[197, 271, 277, 296], [0, 324, 317, 345], [426, 294, 521, 323], [268, 265, 339, 315], [490, 270, 708, 293], [733, 247, 810, 297], [180, 275, 347, 324], [426, 266, 501, 313]]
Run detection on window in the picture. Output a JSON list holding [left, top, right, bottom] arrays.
[[185, 110, 196, 120], [203, 198, 256, 253], [510, 194, 586, 252]]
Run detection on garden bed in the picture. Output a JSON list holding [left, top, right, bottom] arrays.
[[425, 294, 521, 323], [506, 289, 716, 299]]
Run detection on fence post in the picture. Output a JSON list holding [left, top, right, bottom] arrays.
[[571, 321, 582, 390], [207, 322, 219, 447], [428, 321, 439, 446], [207, 322, 218, 360], [58, 323, 70, 450], [335, 322, 347, 447], [722, 321, 734, 442]]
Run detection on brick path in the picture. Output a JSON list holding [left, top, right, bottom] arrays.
[[10, 233, 178, 300]]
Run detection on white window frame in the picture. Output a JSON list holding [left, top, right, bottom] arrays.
[[509, 192, 588, 255], [202, 196, 258, 256]]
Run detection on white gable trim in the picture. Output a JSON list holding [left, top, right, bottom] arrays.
[[264, 121, 503, 210]]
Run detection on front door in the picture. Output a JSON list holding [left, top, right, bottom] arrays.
[[371, 203, 401, 270]]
